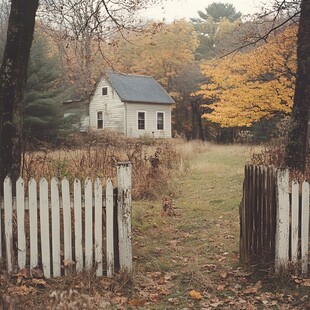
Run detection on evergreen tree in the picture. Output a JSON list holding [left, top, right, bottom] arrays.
[[23, 34, 69, 143], [191, 2, 242, 60]]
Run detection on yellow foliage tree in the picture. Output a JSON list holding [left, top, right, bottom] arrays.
[[109, 19, 199, 91], [198, 25, 297, 127]]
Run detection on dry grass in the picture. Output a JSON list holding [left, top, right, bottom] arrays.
[[21, 133, 209, 200]]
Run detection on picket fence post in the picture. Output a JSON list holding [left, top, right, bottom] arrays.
[[4, 177, 13, 273], [301, 181, 309, 274], [16, 177, 26, 270], [106, 178, 114, 277], [117, 162, 133, 273], [29, 178, 38, 272], [275, 169, 290, 273]]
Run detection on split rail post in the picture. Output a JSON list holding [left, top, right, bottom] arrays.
[[117, 162, 133, 273]]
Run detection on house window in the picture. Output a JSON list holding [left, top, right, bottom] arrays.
[[157, 112, 164, 130], [97, 111, 103, 129], [102, 87, 108, 96], [138, 112, 145, 130]]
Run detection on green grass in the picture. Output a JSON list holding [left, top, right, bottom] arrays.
[[131, 144, 252, 308]]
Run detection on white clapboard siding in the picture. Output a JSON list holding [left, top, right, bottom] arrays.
[[301, 181, 309, 274], [95, 178, 103, 276], [16, 177, 26, 269], [29, 178, 38, 272], [275, 169, 290, 273], [0, 162, 132, 278]]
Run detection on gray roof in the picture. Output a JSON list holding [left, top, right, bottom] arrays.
[[107, 73, 175, 104]]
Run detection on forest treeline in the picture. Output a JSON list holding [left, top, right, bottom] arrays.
[[0, 1, 298, 144]]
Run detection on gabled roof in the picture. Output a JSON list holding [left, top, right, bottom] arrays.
[[107, 73, 175, 104]]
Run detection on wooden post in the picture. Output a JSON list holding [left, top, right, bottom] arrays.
[[301, 181, 309, 274], [117, 162, 132, 273], [275, 169, 290, 274], [4, 177, 13, 273]]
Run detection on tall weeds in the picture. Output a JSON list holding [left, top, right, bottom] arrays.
[[21, 133, 205, 200]]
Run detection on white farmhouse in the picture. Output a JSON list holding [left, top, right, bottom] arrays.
[[89, 72, 174, 138]]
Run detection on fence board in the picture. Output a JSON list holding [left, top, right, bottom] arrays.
[[291, 181, 299, 263], [29, 178, 38, 272], [74, 179, 83, 272], [95, 178, 103, 276], [106, 178, 114, 277], [4, 177, 13, 273], [40, 178, 51, 278], [62, 178, 72, 275], [275, 169, 290, 273], [85, 178, 93, 270], [301, 181, 309, 274], [16, 177, 26, 269], [117, 162, 132, 272], [51, 178, 61, 277]]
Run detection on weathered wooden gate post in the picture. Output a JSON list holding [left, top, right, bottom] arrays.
[[117, 162, 133, 272]]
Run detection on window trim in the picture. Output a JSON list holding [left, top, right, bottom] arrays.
[[97, 111, 103, 129], [137, 111, 146, 130], [156, 111, 165, 130]]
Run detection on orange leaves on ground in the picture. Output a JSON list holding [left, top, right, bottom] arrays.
[[189, 289, 203, 300]]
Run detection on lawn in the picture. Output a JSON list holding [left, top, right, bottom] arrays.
[[130, 144, 309, 309]]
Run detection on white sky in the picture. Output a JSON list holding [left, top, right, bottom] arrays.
[[141, 0, 271, 22]]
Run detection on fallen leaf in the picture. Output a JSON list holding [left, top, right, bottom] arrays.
[[190, 290, 203, 300], [220, 271, 228, 279], [63, 259, 75, 267], [301, 279, 310, 287], [168, 297, 179, 305], [31, 278, 48, 287], [128, 299, 146, 307], [216, 284, 225, 291], [243, 286, 258, 294]]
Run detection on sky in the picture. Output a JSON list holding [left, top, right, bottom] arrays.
[[141, 0, 270, 22]]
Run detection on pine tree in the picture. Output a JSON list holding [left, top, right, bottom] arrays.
[[23, 34, 69, 143]]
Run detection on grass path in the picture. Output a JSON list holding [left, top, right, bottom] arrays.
[[131, 144, 309, 309]]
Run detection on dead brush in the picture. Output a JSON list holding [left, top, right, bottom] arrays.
[[21, 136, 185, 200]]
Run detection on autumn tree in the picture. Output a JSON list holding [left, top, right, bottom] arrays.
[[110, 19, 199, 92], [198, 25, 296, 129]]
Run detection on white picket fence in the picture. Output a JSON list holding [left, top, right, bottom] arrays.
[[0, 162, 132, 278], [276, 169, 310, 275]]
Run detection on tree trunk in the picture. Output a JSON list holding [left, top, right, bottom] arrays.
[[0, 0, 39, 187], [285, 0, 310, 172], [191, 100, 205, 140]]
